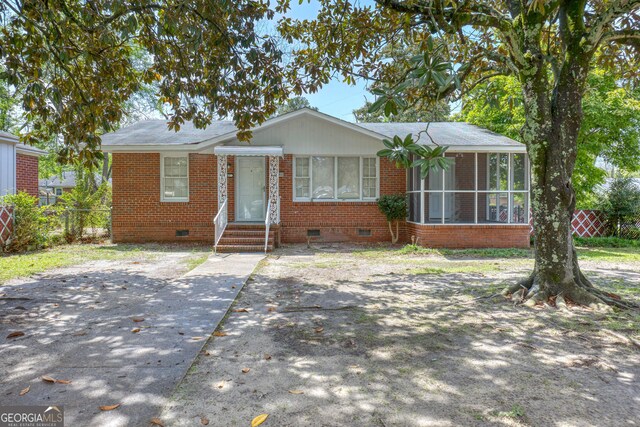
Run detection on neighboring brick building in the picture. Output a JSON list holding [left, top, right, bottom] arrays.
[[0, 131, 45, 199], [102, 108, 530, 250]]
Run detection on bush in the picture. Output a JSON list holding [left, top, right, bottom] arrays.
[[574, 236, 640, 248], [57, 177, 111, 241], [1, 192, 54, 252], [377, 194, 407, 243], [597, 177, 640, 237]]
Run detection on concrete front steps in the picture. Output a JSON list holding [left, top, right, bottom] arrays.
[[215, 223, 276, 253]]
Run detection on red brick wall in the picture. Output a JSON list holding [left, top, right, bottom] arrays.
[[278, 155, 407, 243], [15, 153, 39, 198], [407, 223, 530, 248], [111, 153, 217, 242], [110, 152, 530, 248]]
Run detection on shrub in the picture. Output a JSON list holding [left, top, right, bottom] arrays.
[[57, 180, 110, 241], [377, 194, 407, 243], [597, 177, 640, 237], [1, 192, 53, 252]]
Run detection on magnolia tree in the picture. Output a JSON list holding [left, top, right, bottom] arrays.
[[0, 0, 289, 167], [280, 0, 640, 309]]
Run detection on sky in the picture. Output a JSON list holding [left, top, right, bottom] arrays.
[[282, 1, 376, 122]]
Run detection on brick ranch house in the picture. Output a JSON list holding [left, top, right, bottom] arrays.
[[101, 108, 531, 251], [0, 130, 46, 198]]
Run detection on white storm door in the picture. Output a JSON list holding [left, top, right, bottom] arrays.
[[236, 157, 266, 221]]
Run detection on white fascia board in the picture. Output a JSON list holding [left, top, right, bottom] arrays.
[[16, 144, 47, 157], [436, 145, 527, 153], [213, 146, 284, 157]]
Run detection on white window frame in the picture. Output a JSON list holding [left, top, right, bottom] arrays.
[[160, 153, 190, 202], [293, 155, 379, 202]]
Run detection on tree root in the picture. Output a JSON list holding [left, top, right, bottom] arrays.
[[503, 271, 639, 311]]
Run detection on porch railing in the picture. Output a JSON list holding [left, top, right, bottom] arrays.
[[264, 199, 272, 254], [213, 199, 228, 254]]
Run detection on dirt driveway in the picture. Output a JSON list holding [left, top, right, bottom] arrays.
[[0, 245, 262, 427], [160, 244, 640, 427]]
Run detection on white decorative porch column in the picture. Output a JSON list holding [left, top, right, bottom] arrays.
[[217, 154, 228, 211], [268, 155, 280, 224]]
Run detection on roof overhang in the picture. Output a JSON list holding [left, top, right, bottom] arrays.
[[0, 131, 19, 145], [444, 145, 526, 153], [213, 146, 283, 157], [16, 144, 47, 157]]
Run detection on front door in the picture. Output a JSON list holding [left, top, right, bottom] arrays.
[[235, 157, 266, 221]]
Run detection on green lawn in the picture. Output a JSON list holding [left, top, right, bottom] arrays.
[[0, 244, 150, 283]]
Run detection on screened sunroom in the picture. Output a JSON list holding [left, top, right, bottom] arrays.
[[407, 151, 530, 225]]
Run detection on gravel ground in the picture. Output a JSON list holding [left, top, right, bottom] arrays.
[[160, 244, 640, 427]]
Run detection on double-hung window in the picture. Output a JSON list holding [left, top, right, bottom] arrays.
[[161, 154, 189, 202], [294, 156, 378, 201]]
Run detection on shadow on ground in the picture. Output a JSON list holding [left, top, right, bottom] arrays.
[[160, 244, 640, 427]]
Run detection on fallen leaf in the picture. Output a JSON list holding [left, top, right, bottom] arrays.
[[73, 331, 87, 336], [264, 354, 271, 360], [41, 376, 56, 383], [150, 417, 165, 426], [267, 307, 276, 312], [200, 416, 210, 425], [131, 317, 145, 322], [99, 403, 121, 411], [213, 331, 227, 337], [242, 368, 250, 373], [216, 381, 225, 389], [131, 328, 141, 333], [19, 386, 30, 396], [288, 389, 304, 394], [192, 336, 204, 341], [202, 351, 211, 356], [251, 414, 269, 427], [55, 379, 72, 384], [314, 327, 324, 334], [233, 308, 249, 313], [7, 331, 25, 339]]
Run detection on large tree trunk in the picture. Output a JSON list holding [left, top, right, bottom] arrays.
[[506, 57, 637, 310]]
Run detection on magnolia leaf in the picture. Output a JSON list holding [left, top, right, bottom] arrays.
[[99, 403, 121, 411], [41, 376, 56, 383], [131, 317, 145, 322], [288, 389, 304, 394], [251, 414, 269, 427], [55, 379, 72, 384], [264, 354, 272, 360], [213, 331, 227, 337], [200, 417, 210, 425], [150, 418, 165, 427], [19, 386, 30, 396], [314, 327, 324, 333], [131, 328, 141, 333], [7, 331, 25, 339], [232, 308, 249, 313], [242, 368, 251, 373]]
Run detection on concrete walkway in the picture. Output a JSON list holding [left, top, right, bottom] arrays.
[[0, 252, 264, 427]]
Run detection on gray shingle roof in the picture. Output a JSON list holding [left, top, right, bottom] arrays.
[[39, 171, 111, 188], [100, 109, 522, 148], [100, 120, 237, 146], [357, 122, 522, 146]]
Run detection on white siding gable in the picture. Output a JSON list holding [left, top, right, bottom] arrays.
[[222, 114, 384, 156]]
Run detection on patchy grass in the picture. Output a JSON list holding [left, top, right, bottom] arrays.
[[0, 243, 211, 283], [576, 247, 640, 262], [574, 237, 640, 248], [407, 262, 500, 275], [0, 244, 147, 283], [183, 252, 210, 271], [354, 244, 533, 259]]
